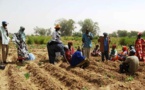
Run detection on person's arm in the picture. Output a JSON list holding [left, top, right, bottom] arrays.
[[123, 57, 130, 64], [88, 33, 93, 40], [52, 32, 56, 40], [82, 34, 85, 43], [60, 45, 69, 63], [63, 54, 69, 63]]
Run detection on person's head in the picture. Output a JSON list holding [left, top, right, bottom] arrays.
[[55, 24, 61, 31], [95, 44, 99, 49], [122, 46, 127, 51], [77, 46, 81, 51], [64, 45, 69, 51], [129, 45, 134, 50], [68, 42, 73, 49], [20, 26, 25, 32], [112, 44, 116, 49], [129, 49, 136, 56], [103, 32, 108, 37], [2, 21, 8, 28], [137, 32, 142, 39], [86, 29, 90, 34]]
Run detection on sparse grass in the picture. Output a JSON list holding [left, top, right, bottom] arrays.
[[82, 87, 88, 90], [16, 66, 21, 69], [24, 73, 30, 80], [125, 75, 134, 82]]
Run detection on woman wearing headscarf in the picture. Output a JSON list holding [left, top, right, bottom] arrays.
[[135, 32, 145, 61], [65, 42, 75, 63], [109, 44, 118, 61], [118, 46, 128, 61], [18, 26, 26, 42]]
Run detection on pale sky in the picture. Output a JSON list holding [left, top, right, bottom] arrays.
[[0, 0, 145, 35]]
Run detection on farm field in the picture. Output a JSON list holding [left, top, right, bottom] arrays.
[[0, 45, 145, 90]]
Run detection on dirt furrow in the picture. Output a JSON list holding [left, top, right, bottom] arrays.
[[87, 65, 127, 82], [6, 65, 33, 90], [90, 60, 120, 71], [59, 63, 116, 87], [0, 69, 9, 90], [26, 63, 65, 90], [42, 63, 95, 90]]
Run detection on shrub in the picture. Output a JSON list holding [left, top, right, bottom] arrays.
[[27, 37, 34, 44]]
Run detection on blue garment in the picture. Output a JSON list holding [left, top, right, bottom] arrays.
[[104, 37, 108, 51], [82, 32, 93, 48], [70, 51, 85, 66], [27, 53, 35, 60]]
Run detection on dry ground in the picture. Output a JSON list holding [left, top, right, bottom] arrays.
[[0, 48, 145, 90]]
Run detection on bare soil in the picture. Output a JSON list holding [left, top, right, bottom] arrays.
[[0, 48, 145, 90]]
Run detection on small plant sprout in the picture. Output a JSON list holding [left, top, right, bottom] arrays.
[[24, 73, 30, 80]]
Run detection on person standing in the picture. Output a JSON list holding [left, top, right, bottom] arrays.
[[82, 29, 93, 58], [135, 32, 145, 61], [47, 24, 67, 64], [98, 32, 110, 62], [52, 24, 62, 43], [0, 21, 10, 64]]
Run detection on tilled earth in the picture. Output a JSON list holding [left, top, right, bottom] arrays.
[[0, 48, 145, 90]]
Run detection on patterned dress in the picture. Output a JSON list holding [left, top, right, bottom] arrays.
[[135, 38, 145, 61]]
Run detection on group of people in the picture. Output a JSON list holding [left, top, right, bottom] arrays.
[[0, 21, 35, 69], [47, 24, 90, 68], [47, 24, 145, 75], [0, 21, 143, 74]]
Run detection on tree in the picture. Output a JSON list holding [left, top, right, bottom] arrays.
[[34, 26, 51, 36], [142, 30, 145, 36], [109, 31, 118, 37], [128, 31, 138, 37], [117, 30, 128, 37], [78, 19, 100, 36], [56, 18, 75, 36]]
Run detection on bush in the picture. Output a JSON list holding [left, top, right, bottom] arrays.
[[119, 37, 135, 46], [26, 36, 51, 44], [27, 38, 34, 44]]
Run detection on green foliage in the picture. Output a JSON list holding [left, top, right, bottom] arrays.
[[117, 30, 128, 37], [34, 26, 51, 36], [81, 87, 88, 90], [16, 66, 21, 69], [109, 31, 118, 37], [119, 37, 135, 46], [27, 36, 51, 44], [72, 32, 82, 37], [78, 18, 100, 36], [56, 18, 75, 36], [27, 37, 34, 44], [128, 31, 138, 37], [125, 76, 134, 81], [24, 73, 30, 80], [110, 37, 120, 46]]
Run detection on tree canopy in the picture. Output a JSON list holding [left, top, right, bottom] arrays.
[[34, 27, 51, 36], [78, 19, 100, 36], [56, 18, 75, 36]]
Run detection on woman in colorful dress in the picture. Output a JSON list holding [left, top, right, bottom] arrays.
[[135, 32, 145, 61]]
